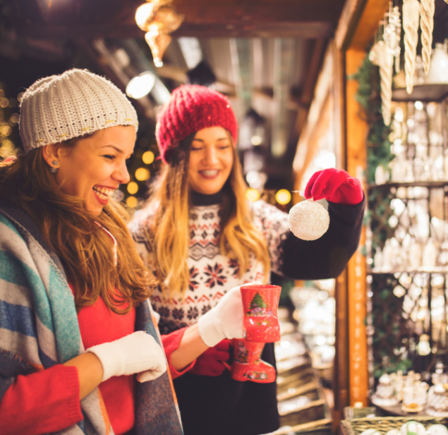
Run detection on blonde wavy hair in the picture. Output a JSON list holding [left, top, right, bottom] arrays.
[[0, 139, 155, 314], [143, 132, 270, 297]]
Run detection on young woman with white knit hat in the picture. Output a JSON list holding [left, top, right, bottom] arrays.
[[0, 70, 249, 435], [130, 85, 366, 435]]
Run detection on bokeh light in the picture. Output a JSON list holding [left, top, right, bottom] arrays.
[[246, 188, 260, 202], [127, 181, 139, 195], [135, 167, 150, 181], [126, 196, 138, 208], [142, 150, 155, 164], [276, 189, 291, 205]]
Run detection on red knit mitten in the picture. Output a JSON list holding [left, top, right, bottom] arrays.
[[189, 339, 231, 377], [304, 168, 363, 205]]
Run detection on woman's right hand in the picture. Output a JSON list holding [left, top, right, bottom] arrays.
[[87, 330, 167, 382]]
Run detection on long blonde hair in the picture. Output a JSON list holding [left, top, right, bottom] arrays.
[[144, 133, 270, 297], [0, 142, 155, 314]]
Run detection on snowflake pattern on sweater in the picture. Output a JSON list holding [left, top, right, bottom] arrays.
[[131, 200, 290, 335]]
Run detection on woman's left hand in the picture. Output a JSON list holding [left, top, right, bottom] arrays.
[[304, 168, 363, 205]]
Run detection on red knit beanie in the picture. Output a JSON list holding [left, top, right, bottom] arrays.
[[156, 85, 238, 163]]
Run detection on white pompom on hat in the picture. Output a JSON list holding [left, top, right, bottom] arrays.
[[19, 69, 139, 154]]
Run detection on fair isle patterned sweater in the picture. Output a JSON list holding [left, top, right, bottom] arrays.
[[131, 190, 366, 336]]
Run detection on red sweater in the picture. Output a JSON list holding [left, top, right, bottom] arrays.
[[0, 297, 192, 435]]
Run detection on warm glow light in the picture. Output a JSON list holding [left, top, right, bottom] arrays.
[[127, 181, 139, 195], [415, 101, 424, 111], [135, 3, 156, 31], [126, 196, 138, 208], [246, 188, 260, 202], [276, 189, 291, 205], [135, 167, 150, 181], [251, 135, 262, 146], [142, 150, 155, 164], [126, 72, 156, 99]]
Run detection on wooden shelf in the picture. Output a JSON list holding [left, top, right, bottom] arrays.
[[368, 180, 448, 190], [369, 268, 448, 275], [392, 84, 448, 102]]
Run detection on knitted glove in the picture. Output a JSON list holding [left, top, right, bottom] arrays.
[[198, 283, 259, 347], [87, 331, 167, 382], [189, 339, 231, 377], [305, 168, 363, 205]]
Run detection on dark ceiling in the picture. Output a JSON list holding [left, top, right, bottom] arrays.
[[0, 0, 348, 190]]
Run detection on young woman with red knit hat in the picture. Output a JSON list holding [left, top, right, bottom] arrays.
[[131, 85, 366, 435], [0, 71, 249, 435]]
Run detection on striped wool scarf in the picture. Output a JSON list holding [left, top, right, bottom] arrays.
[[0, 199, 183, 435]]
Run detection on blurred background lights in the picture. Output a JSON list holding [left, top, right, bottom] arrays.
[[142, 150, 155, 164], [126, 196, 138, 208], [275, 189, 291, 205], [251, 135, 262, 146], [127, 181, 139, 195], [313, 149, 336, 169], [126, 72, 156, 99], [246, 188, 261, 202], [135, 167, 150, 181], [414, 101, 424, 111]]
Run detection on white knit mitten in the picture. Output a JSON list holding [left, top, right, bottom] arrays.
[[87, 331, 167, 382], [198, 283, 260, 347]]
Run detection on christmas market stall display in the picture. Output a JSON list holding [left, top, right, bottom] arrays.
[[350, 0, 448, 417], [273, 304, 333, 434]]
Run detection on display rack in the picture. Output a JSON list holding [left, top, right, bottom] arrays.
[[367, 87, 448, 389]]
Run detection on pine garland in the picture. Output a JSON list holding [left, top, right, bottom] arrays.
[[350, 54, 394, 185]]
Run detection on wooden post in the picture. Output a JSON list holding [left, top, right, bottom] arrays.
[[345, 48, 369, 405]]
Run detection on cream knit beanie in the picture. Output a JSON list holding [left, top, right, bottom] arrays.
[[19, 69, 139, 154]]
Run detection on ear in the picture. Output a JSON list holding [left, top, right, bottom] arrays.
[[41, 143, 62, 167]]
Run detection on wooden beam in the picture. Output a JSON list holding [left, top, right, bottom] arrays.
[[19, 0, 343, 40], [345, 48, 368, 406], [350, 0, 390, 50]]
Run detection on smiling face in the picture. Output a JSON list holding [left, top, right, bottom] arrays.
[[187, 126, 234, 195], [43, 126, 135, 216]]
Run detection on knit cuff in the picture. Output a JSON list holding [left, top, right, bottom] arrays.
[[198, 313, 224, 348], [328, 193, 365, 226]]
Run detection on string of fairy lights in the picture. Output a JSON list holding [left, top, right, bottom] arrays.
[[0, 84, 293, 209], [0, 84, 20, 158]]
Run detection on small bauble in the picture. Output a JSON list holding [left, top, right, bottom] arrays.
[[427, 425, 448, 435], [361, 429, 382, 435], [400, 421, 426, 435], [288, 200, 330, 241], [386, 430, 400, 435]]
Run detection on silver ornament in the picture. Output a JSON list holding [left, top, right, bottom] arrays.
[[288, 200, 330, 241]]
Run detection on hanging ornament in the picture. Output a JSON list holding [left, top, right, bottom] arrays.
[[371, 40, 394, 126], [383, 2, 402, 73], [403, 0, 420, 94], [288, 199, 330, 241], [135, 1, 184, 67], [419, 0, 436, 74], [145, 23, 173, 67]]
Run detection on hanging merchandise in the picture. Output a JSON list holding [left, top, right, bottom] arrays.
[[135, 0, 184, 67], [371, 40, 394, 126], [402, 0, 420, 93], [419, 0, 436, 74], [288, 199, 330, 241], [383, 2, 402, 73]]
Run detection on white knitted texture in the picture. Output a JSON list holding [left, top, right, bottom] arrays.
[[19, 69, 138, 153], [288, 200, 330, 241]]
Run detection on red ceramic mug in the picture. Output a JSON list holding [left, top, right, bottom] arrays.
[[240, 284, 281, 343]]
